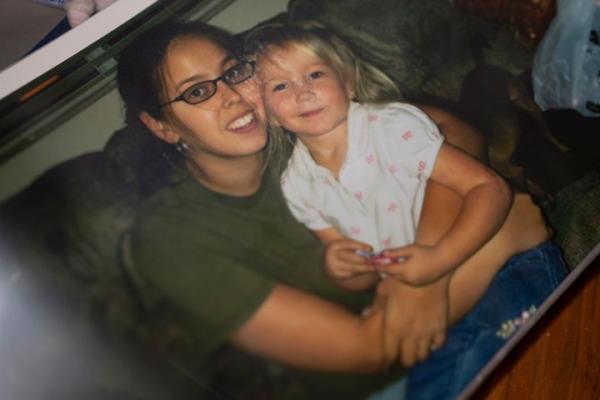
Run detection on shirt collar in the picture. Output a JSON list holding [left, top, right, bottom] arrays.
[[346, 101, 371, 162]]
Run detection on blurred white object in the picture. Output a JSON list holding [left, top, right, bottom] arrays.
[[66, 0, 117, 27], [532, 0, 600, 117]]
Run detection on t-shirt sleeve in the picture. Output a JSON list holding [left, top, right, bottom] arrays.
[[280, 168, 331, 231], [131, 218, 275, 355], [379, 103, 444, 179]]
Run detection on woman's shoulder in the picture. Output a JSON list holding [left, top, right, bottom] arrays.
[[355, 102, 441, 139], [356, 101, 435, 122]]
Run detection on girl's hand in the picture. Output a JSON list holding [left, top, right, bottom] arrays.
[[376, 244, 449, 286], [323, 239, 376, 280]]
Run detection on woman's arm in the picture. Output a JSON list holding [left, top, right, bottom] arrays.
[[418, 105, 487, 162], [231, 284, 386, 373]]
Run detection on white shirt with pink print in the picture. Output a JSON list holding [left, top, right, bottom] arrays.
[[281, 102, 444, 253]]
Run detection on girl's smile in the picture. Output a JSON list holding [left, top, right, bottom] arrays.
[[299, 107, 324, 118]]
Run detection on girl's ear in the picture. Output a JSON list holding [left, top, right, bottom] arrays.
[[139, 111, 180, 144]]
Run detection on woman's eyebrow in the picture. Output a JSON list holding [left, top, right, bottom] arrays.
[[221, 54, 238, 68], [173, 55, 236, 90], [175, 74, 206, 90]]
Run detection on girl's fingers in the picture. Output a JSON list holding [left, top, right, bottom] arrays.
[[382, 246, 413, 259], [339, 260, 375, 274], [375, 260, 407, 275], [331, 239, 372, 252], [339, 250, 374, 265], [329, 259, 374, 277]]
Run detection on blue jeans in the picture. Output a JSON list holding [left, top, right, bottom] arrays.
[[370, 241, 568, 400]]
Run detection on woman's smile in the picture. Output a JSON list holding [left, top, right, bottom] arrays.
[[227, 111, 258, 133], [158, 37, 268, 158]]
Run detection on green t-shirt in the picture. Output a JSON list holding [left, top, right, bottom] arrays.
[[131, 165, 400, 398]]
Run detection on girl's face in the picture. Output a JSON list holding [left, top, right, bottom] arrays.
[[257, 44, 352, 141], [145, 36, 268, 160]]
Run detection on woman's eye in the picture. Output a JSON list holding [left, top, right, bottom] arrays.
[[186, 85, 208, 100], [225, 67, 242, 81], [309, 71, 324, 80]]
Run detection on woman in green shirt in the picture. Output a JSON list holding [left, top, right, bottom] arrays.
[[116, 20, 555, 397]]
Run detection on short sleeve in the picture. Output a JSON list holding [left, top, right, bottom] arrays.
[[379, 103, 444, 179], [280, 168, 331, 231], [131, 219, 275, 355]]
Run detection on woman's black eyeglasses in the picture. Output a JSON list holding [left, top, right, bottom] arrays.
[[161, 60, 256, 107]]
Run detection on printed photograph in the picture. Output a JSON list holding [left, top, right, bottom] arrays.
[[0, 1, 599, 399]]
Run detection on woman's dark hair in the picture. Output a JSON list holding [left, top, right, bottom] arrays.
[[117, 20, 240, 124], [115, 21, 240, 193]]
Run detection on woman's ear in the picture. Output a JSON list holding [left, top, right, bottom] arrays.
[[139, 111, 180, 144], [344, 74, 356, 99], [346, 84, 356, 101], [268, 115, 282, 128]]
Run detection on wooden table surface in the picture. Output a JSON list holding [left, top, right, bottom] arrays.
[[473, 255, 600, 399]]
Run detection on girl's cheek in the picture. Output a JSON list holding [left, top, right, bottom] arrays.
[[265, 99, 282, 119], [272, 98, 296, 122]]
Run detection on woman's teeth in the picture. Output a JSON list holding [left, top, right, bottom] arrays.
[[228, 113, 254, 130]]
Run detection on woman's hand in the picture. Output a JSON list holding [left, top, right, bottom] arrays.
[[375, 276, 450, 368], [323, 238, 375, 279]]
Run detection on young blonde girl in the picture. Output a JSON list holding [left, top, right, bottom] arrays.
[[247, 21, 513, 290], [245, 22, 568, 400]]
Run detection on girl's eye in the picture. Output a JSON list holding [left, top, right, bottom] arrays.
[[309, 71, 325, 80], [272, 83, 287, 92]]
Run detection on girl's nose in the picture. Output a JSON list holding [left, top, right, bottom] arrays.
[[295, 80, 314, 103]]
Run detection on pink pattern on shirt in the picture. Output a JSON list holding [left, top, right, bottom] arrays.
[[323, 177, 332, 186], [388, 164, 398, 174], [368, 114, 378, 123], [382, 237, 392, 248], [355, 191, 364, 201], [350, 226, 361, 237], [366, 154, 375, 164], [418, 160, 427, 173], [402, 131, 413, 140], [387, 202, 398, 212]]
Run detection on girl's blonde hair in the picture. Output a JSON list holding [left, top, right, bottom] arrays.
[[243, 20, 402, 169], [244, 20, 400, 103]]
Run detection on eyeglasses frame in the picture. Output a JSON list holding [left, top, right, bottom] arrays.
[[160, 60, 256, 107]]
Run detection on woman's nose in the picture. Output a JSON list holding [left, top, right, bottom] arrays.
[[218, 80, 243, 107]]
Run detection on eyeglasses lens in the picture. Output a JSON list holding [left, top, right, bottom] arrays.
[[182, 62, 254, 105]]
